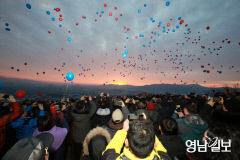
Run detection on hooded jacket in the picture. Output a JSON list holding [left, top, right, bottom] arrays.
[[173, 113, 208, 143], [82, 127, 111, 159], [71, 101, 97, 143], [102, 129, 171, 160]]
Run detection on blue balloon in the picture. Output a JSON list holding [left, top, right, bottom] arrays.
[[26, 3, 31, 9], [59, 24, 62, 27], [51, 17, 55, 21], [17, 69, 20, 72], [46, 11, 50, 15], [159, 21, 162, 25], [5, 28, 10, 31], [178, 17, 181, 20], [144, 4, 147, 7], [0, 82, 3, 90], [5, 23, 9, 26], [203, 70, 206, 72], [166, 1, 170, 6], [125, 50, 128, 54], [11, 66, 14, 69], [123, 53, 127, 59], [67, 37, 72, 42], [66, 72, 74, 81], [96, 12, 99, 15], [101, 11, 104, 14], [138, 9, 141, 13], [176, 25, 179, 29]]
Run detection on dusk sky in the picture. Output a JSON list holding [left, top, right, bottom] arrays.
[[0, 0, 240, 87]]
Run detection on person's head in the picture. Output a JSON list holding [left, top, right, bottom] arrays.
[[98, 96, 109, 109], [158, 117, 178, 135], [202, 126, 233, 160], [112, 109, 123, 124], [73, 100, 88, 114], [125, 119, 155, 158], [183, 102, 198, 115], [37, 113, 55, 132], [136, 101, 147, 109]]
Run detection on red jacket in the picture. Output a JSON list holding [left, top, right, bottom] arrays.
[[0, 102, 21, 151]]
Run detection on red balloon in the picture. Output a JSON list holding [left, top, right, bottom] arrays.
[[37, 93, 42, 96], [115, 17, 118, 21], [104, 3, 107, 7], [109, 12, 112, 16], [179, 19, 184, 25], [167, 23, 170, 27], [16, 90, 26, 99], [56, 8, 60, 12], [206, 26, 210, 30]]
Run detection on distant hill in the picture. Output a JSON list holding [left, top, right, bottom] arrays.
[[0, 76, 238, 99]]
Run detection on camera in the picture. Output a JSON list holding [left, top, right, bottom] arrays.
[[213, 97, 221, 103], [175, 105, 182, 112], [128, 114, 144, 121], [3, 95, 9, 99]]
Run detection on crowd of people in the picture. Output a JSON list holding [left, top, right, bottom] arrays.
[[0, 89, 239, 160]]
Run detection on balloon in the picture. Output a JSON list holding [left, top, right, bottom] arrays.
[[37, 93, 42, 96], [5, 23, 9, 26], [104, 3, 107, 7], [11, 67, 14, 69], [55, 8, 60, 12], [26, 3, 31, 9], [0, 82, 3, 90], [16, 90, 26, 99], [144, 4, 147, 7], [166, 1, 170, 6], [67, 38, 72, 42], [46, 11, 50, 15], [66, 72, 74, 81], [5, 28, 10, 31], [206, 26, 210, 30], [109, 12, 112, 16], [167, 23, 171, 27], [138, 9, 141, 13], [115, 17, 118, 21]]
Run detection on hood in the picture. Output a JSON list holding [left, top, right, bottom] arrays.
[[96, 108, 110, 116], [83, 127, 111, 156], [184, 114, 208, 134]]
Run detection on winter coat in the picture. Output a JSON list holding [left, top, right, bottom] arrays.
[[173, 113, 208, 143], [71, 101, 97, 143], [33, 118, 68, 152], [11, 110, 45, 140], [0, 102, 21, 151], [157, 134, 186, 159], [102, 129, 171, 160], [82, 127, 111, 160]]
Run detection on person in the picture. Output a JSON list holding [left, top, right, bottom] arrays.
[[10, 103, 45, 140], [0, 94, 21, 156], [102, 117, 171, 160], [157, 117, 186, 159], [71, 96, 97, 160], [172, 102, 208, 143], [33, 110, 69, 160], [82, 127, 111, 160], [104, 99, 129, 138], [2, 133, 54, 160], [91, 94, 111, 128]]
